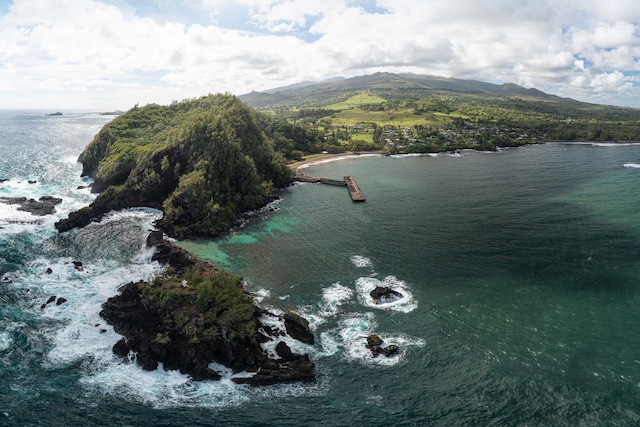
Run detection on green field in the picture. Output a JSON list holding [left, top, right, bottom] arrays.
[[329, 109, 454, 126], [350, 132, 374, 143], [327, 92, 386, 110]]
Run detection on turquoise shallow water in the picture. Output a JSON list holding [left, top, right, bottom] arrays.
[[183, 144, 640, 424], [3, 110, 640, 425]]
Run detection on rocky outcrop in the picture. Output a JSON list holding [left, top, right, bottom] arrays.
[[99, 235, 315, 385], [0, 196, 62, 216], [365, 334, 399, 358], [283, 311, 315, 344], [146, 231, 195, 275], [41, 295, 67, 310], [369, 286, 403, 305]]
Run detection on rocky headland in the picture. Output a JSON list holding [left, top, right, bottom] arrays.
[[100, 232, 315, 385], [54, 95, 318, 385]]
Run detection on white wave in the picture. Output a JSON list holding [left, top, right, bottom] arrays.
[[80, 361, 252, 409], [0, 330, 14, 352], [355, 275, 417, 313], [36, 256, 163, 366], [317, 282, 353, 320], [99, 207, 164, 224], [256, 309, 315, 359], [252, 287, 271, 303], [590, 142, 640, 147], [350, 255, 373, 268], [623, 163, 640, 169], [389, 153, 440, 159], [0, 202, 46, 232], [335, 313, 425, 367]]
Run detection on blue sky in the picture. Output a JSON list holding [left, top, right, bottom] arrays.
[[0, 0, 639, 109]]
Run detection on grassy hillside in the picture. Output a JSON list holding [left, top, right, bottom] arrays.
[[240, 73, 640, 150]]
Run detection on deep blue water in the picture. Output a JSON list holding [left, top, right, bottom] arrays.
[[3, 111, 640, 425]]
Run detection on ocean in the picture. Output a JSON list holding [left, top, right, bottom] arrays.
[[2, 111, 640, 425]]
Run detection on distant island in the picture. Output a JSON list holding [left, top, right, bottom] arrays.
[[46, 112, 63, 116]]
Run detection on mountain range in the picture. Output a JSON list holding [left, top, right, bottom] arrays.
[[240, 72, 566, 109]]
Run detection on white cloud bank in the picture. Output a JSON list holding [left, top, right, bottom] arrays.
[[0, 0, 639, 109]]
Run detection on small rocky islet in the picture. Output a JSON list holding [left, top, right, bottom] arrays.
[[100, 232, 315, 385]]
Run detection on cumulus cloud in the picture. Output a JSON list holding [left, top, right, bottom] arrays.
[[0, 0, 639, 108]]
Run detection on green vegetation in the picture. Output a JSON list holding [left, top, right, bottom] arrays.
[[65, 94, 329, 238], [327, 93, 387, 110], [141, 263, 257, 345], [60, 74, 640, 239], [240, 72, 640, 154]]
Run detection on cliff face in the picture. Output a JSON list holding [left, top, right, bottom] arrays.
[[56, 95, 292, 238]]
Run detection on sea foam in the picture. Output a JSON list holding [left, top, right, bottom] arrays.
[[319, 282, 354, 318], [623, 163, 640, 169], [336, 313, 425, 367], [350, 255, 373, 269], [355, 275, 417, 313], [0, 330, 13, 352]]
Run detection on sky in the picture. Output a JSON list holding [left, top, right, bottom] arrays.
[[1, 0, 640, 110]]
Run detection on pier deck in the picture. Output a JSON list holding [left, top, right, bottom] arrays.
[[293, 173, 365, 202], [344, 176, 366, 202]]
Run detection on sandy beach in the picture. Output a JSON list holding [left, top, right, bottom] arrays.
[[287, 152, 383, 172]]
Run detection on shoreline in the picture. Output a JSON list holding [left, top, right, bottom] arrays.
[[288, 152, 383, 172]]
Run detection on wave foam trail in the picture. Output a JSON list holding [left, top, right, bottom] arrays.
[[80, 361, 252, 409], [336, 313, 425, 367], [623, 163, 640, 169], [355, 275, 418, 313], [591, 142, 640, 147], [350, 255, 373, 269], [0, 330, 14, 352], [319, 283, 354, 318]]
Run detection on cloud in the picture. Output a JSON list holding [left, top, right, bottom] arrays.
[[0, 0, 639, 109]]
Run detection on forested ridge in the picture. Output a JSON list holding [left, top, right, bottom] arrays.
[[57, 94, 316, 238]]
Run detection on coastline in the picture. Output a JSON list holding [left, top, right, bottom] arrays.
[[288, 152, 383, 172]]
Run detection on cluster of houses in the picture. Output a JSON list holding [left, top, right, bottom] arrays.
[[380, 121, 540, 151]]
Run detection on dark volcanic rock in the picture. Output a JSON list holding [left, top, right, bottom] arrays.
[[147, 232, 195, 275], [101, 281, 315, 384], [99, 236, 316, 385], [283, 311, 314, 345], [0, 196, 62, 216], [55, 206, 97, 232], [56, 297, 67, 306], [41, 295, 57, 310], [366, 334, 383, 348], [369, 286, 403, 304], [365, 334, 400, 358], [112, 338, 130, 357]]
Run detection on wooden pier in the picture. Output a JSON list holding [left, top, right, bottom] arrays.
[[294, 172, 365, 202], [344, 176, 366, 202]]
